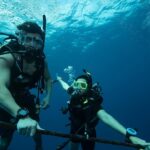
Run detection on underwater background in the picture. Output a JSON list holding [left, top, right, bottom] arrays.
[[0, 0, 150, 149]]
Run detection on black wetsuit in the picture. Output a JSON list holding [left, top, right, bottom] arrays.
[[67, 87, 103, 150]]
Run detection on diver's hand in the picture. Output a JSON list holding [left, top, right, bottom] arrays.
[[35, 104, 41, 114], [129, 136, 150, 150], [17, 117, 38, 136], [56, 75, 62, 81], [41, 97, 50, 109]]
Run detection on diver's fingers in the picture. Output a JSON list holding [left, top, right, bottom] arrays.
[[25, 126, 32, 136], [41, 103, 49, 109], [18, 127, 25, 135], [17, 126, 31, 136], [30, 126, 36, 136]]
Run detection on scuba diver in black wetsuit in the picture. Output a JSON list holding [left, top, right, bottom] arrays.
[[0, 17, 52, 150], [57, 70, 150, 150]]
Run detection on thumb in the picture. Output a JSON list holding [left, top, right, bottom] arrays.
[[37, 124, 45, 131]]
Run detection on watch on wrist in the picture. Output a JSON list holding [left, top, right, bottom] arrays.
[[126, 128, 137, 142], [17, 108, 29, 120]]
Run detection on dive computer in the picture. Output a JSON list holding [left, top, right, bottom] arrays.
[[17, 108, 29, 119]]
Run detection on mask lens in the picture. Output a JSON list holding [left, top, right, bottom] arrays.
[[19, 32, 43, 49], [25, 36, 32, 43], [72, 81, 87, 90], [72, 81, 78, 88], [80, 83, 87, 89], [35, 39, 43, 45]]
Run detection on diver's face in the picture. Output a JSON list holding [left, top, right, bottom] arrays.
[[19, 31, 43, 50], [72, 78, 88, 93]]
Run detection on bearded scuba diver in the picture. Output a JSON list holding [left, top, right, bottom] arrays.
[[0, 18, 46, 90], [0, 15, 52, 150]]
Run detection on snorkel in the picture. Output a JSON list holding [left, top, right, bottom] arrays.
[[40, 15, 47, 91], [42, 14, 46, 51]]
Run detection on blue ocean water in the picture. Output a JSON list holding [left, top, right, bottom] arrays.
[[0, 0, 150, 150]]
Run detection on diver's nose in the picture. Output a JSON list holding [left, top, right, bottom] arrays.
[[27, 40, 34, 47], [25, 40, 36, 49]]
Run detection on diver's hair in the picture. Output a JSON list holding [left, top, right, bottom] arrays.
[[17, 21, 44, 39], [76, 74, 92, 89]]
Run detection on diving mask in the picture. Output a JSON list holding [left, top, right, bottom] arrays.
[[72, 81, 88, 90], [17, 31, 43, 50]]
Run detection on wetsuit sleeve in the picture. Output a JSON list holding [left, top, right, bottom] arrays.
[[93, 94, 103, 112]]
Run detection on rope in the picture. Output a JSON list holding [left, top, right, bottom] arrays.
[[0, 121, 145, 149]]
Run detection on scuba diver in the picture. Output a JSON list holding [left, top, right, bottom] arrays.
[[56, 70, 150, 150], [0, 17, 52, 150]]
